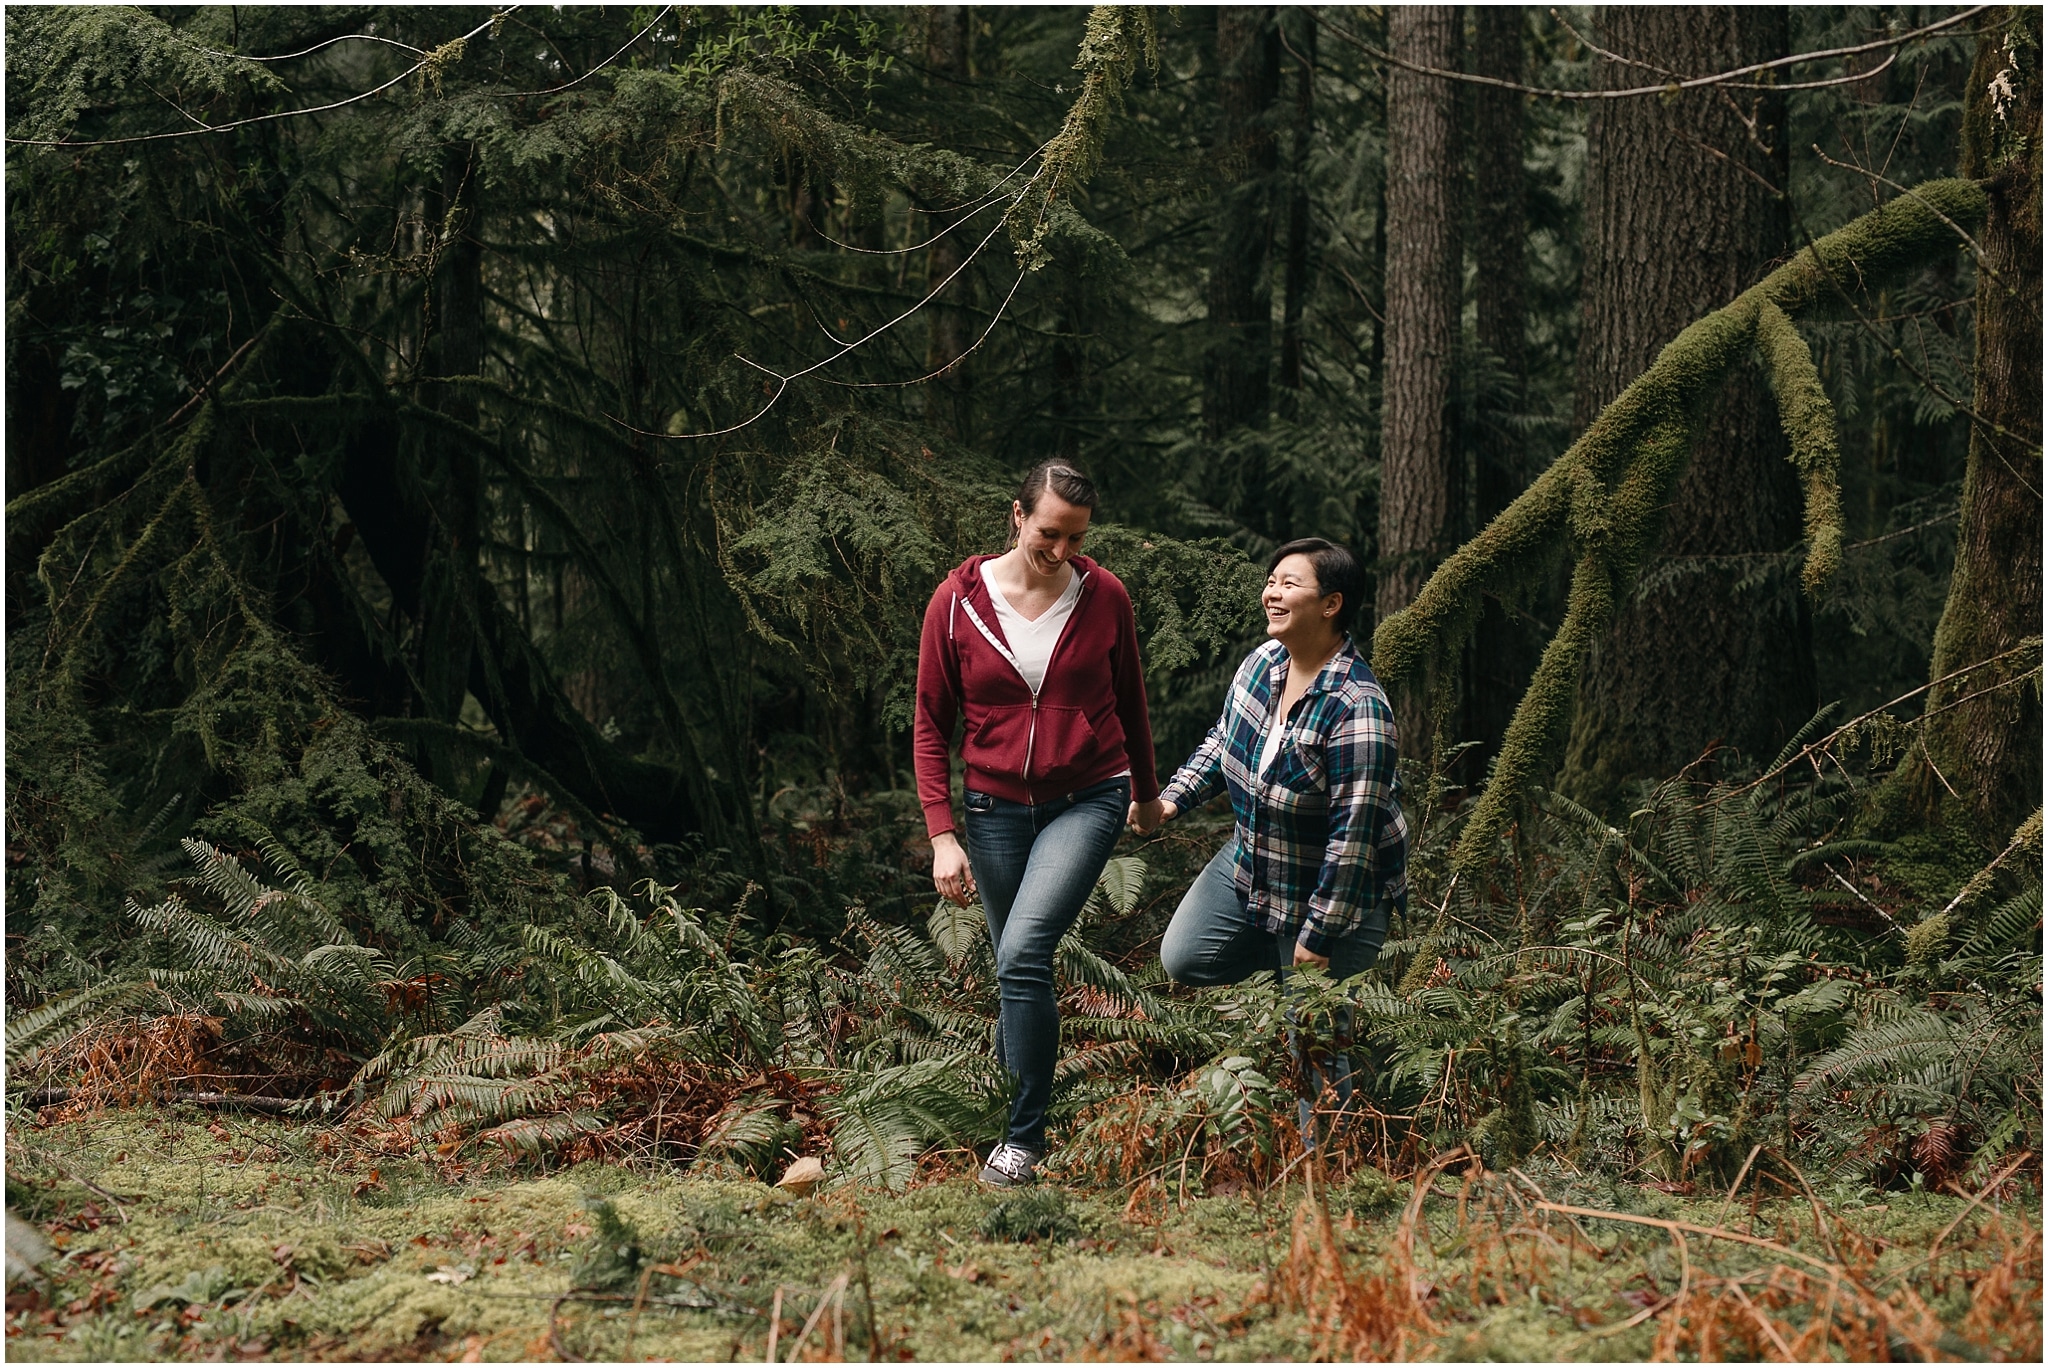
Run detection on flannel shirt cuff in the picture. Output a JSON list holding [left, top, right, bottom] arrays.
[[1297, 923, 1339, 956]]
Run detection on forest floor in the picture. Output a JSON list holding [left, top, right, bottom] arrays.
[[4, 1107, 2039, 1362]]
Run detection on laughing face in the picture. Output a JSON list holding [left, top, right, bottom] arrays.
[[1012, 490, 1091, 579], [1263, 553, 1339, 642]]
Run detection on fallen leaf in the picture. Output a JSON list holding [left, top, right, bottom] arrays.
[[776, 1156, 826, 1196]]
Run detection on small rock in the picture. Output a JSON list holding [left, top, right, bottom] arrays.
[[775, 1156, 825, 1195]]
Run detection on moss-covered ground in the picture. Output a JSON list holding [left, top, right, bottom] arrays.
[[4, 1108, 2038, 1361]]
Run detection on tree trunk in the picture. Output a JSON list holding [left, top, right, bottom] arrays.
[[1912, 6, 2042, 843], [1464, 4, 1535, 777], [417, 143, 485, 798], [1276, 8, 1316, 424], [924, 6, 976, 440], [1204, 5, 1281, 448], [1559, 7, 1813, 810], [1375, 5, 1463, 745], [333, 413, 702, 845]]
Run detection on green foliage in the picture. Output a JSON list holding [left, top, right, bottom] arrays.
[[1375, 180, 1993, 870], [1007, 7, 1159, 271], [4, 4, 2031, 1233], [979, 1189, 1080, 1244], [570, 1196, 647, 1293]]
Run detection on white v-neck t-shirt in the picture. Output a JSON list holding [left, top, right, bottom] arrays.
[[981, 561, 1082, 695]]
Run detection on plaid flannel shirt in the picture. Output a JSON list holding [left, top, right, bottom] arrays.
[[1159, 637, 1407, 955]]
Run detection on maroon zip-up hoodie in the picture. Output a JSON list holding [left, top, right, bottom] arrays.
[[914, 553, 1160, 838]]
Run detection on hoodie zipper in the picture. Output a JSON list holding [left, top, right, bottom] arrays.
[[958, 568, 1088, 797]]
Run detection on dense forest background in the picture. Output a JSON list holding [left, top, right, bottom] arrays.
[[5, 2, 2041, 1225]]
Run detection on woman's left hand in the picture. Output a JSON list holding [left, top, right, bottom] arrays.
[[1292, 941, 1330, 969], [1126, 798, 1168, 834]]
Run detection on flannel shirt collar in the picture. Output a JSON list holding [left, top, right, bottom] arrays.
[[1261, 634, 1363, 707]]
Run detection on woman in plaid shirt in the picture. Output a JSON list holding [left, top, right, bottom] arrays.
[[1137, 538, 1407, 984]]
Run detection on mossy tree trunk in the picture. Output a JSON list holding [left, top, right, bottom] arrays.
[[1463, 4, 1535, 778], [1376, 4, 1463, 743], [1559, 6, 1814, 811], [1912, 6, 2043, 844]]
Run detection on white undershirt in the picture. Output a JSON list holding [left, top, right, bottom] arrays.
[[1258, 712, 1287, 780], [981, 561, 1082, 695]]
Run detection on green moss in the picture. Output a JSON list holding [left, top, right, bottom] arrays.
[[6, 1114, 2035, 1362], [1756, 299, 1844, 594], [1373, 181, 1992, 872]]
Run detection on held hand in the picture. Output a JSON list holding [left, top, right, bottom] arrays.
[[931, 833, 977, 908], [1126, 797, 1170, 834], [1292, 940, 1330, 969]]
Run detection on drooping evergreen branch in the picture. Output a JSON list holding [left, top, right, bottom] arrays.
[[1006, 6, 1160, 271], [1374, 178, 1992, 872]]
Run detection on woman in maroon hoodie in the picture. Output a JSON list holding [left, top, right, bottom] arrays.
[[915, 461, 1164, 1187]]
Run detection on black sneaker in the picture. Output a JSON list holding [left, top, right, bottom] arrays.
[[978, 1142, 1043, 1187]]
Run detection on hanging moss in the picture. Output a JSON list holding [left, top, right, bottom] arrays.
[[1007, 6, 1159, 271], [1373, 179, 1991, 873], [1755, 299, 1843, 595]]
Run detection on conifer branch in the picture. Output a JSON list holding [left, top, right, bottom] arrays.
[[1006, 6, 1159, 271]]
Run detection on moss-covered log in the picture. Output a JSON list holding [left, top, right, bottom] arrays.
[[1372, 178, 1991, 872]]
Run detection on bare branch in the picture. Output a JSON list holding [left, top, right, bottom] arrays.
[[1325, 8, 1989, 102]]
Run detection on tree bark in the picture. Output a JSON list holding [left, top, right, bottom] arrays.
[[1276, 8, 1316, 423], [1375, 5, 1463, 745], [1559, 6, 1813, 810], [1464, 4, 1535, 776], [416, 144, 485, 797], [1912, 6, 2042, 843], [1204, 5, 1281, 445], [923, 6, 976, 440]]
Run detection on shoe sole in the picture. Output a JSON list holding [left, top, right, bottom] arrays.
[[978, 1166, 1033, 1187]]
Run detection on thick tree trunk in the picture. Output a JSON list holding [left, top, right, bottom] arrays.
[[1276, 8, 1316, 424], [1559, 7, 1813, 810], [1912, 6, 2042, 843], [1375, 5, 1463, 744], [924, 6, 976, 440], [1464, 4, 1535, 776], [1204, 5, 1281, 447]]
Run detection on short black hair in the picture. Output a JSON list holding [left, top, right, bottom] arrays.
[[1268, 537, 1364, 635]]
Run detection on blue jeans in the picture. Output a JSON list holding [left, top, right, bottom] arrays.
[[1160, 842, 1385, 1128], [963, 776, 1130, 1150], [1160, 843, 1386, 985]]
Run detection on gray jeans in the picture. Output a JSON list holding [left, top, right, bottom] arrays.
[[1160, 842, 1385, 1133]]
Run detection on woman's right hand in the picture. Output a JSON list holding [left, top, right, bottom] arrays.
[[1127, 798, 1176, 833], [931, 832, 977, 907]]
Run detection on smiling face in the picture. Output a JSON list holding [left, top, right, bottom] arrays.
[[1263, 553, 1342, 644], [1012, 490, 1092, 579]]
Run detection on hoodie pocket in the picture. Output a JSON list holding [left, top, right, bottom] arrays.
[[1025, 705, 1104, 787], [969, 704, 1033, 774]]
